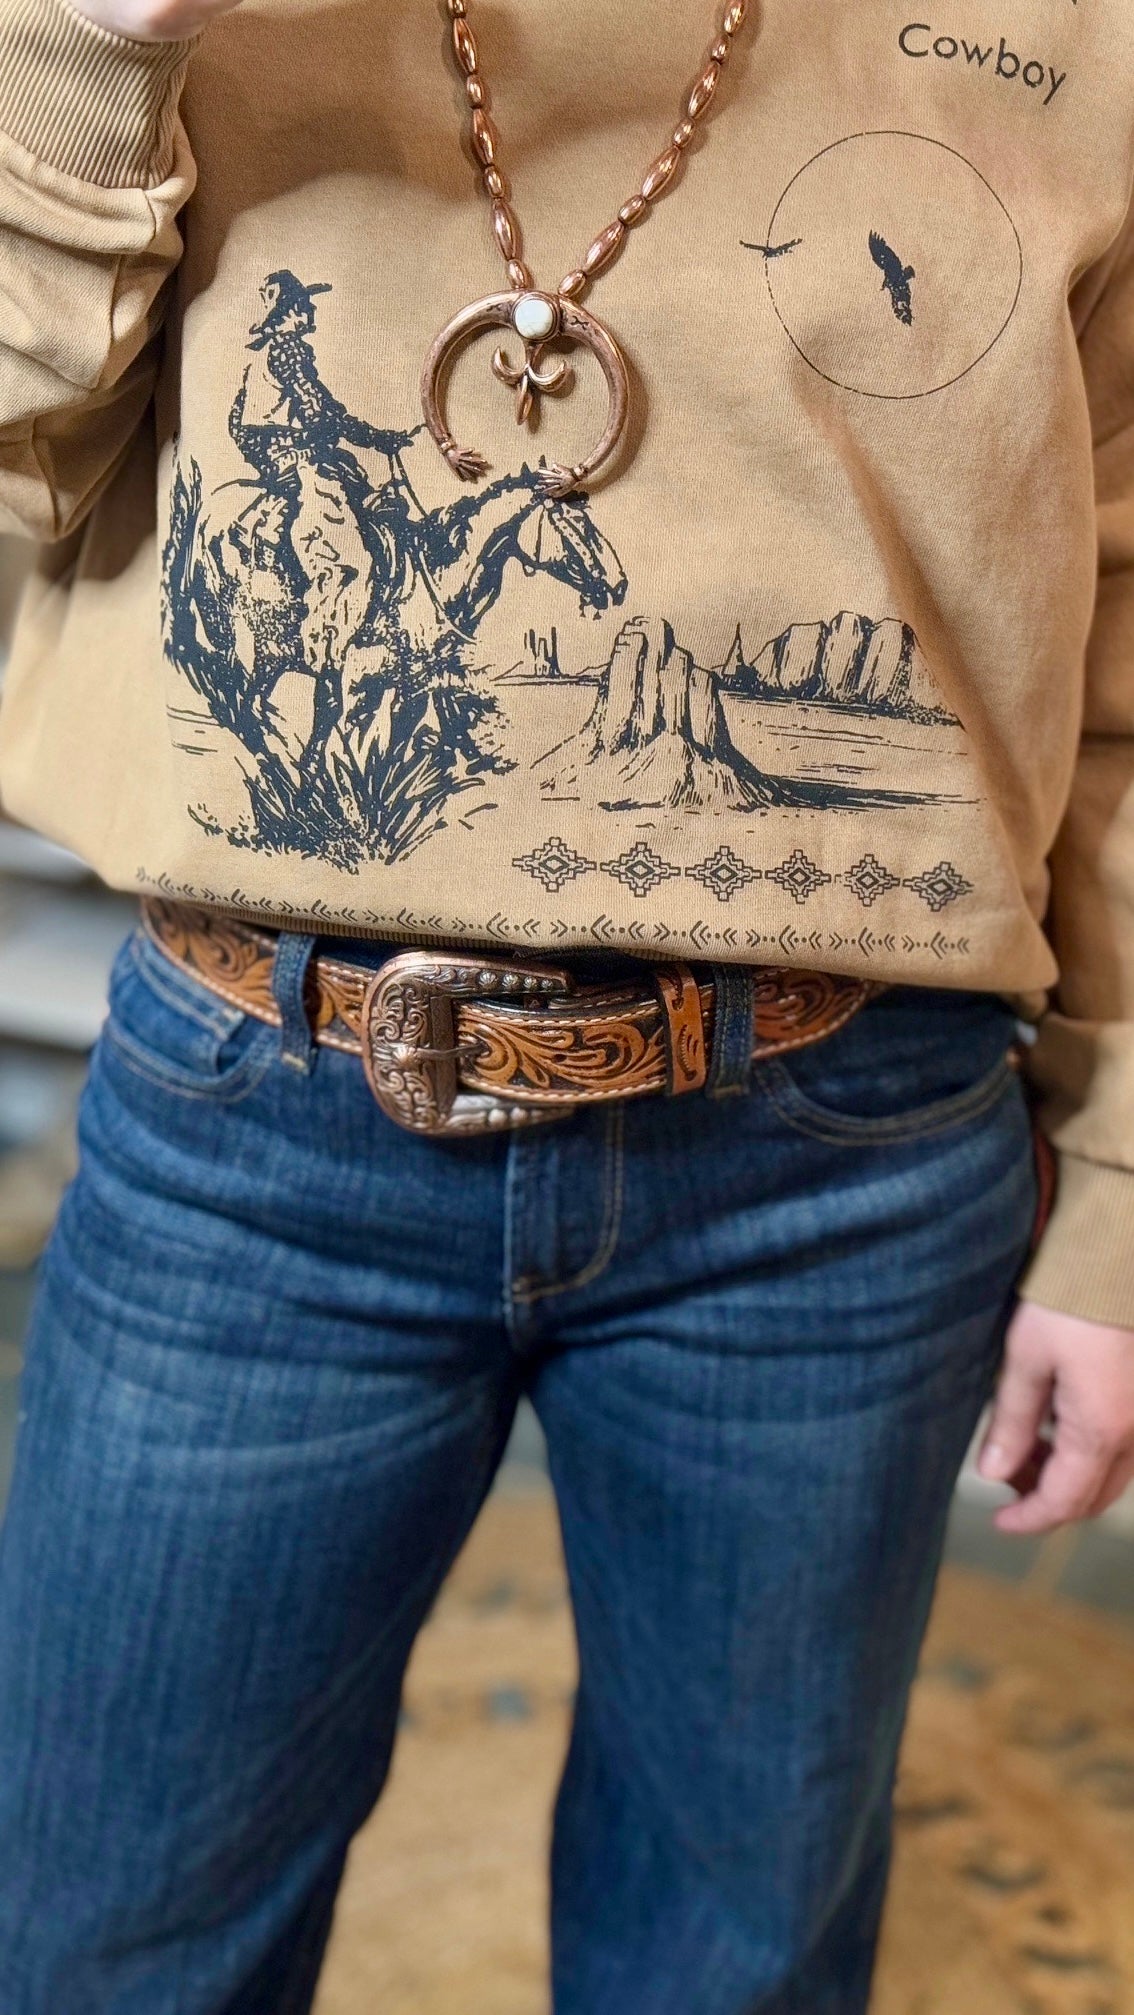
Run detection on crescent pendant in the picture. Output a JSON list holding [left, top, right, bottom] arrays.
[[420, 290, 631, 498]]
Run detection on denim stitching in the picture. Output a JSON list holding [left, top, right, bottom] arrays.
[[756, 1051, 1017, 1147], [758, 1053, 1015, 1146], [79, 1387, 511, 1897], [102, 1021, 278, 1105], [127, 931, 247, 1039], [512, 1104, 625, 1306]]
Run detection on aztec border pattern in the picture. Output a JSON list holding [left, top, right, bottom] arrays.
[[512, 838, 972, 912], [135, 870, 975, 963]]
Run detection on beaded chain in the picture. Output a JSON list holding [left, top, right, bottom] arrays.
[[444, 0, 751, 305]]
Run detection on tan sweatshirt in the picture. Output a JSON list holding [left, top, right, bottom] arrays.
[[2, 0, 1134, 1321]]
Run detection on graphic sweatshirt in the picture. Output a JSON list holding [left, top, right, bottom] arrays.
[[1, 0, 1134, 1322]]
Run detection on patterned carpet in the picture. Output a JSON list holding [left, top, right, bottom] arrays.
[[314, 1491, 1134, 2015]]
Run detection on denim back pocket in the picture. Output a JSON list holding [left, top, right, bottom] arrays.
[[755, 984, 1022, 1146], [102, 928, 278, 1103]]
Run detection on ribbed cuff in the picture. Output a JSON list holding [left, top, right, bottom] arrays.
[[1018, 1152, 1134, 1329], [0, 0, 195, 186]]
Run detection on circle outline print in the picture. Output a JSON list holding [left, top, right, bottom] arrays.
[[762, 131, 1024, 401]]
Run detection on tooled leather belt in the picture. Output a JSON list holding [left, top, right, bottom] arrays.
[[141, 899, 886, 1138]]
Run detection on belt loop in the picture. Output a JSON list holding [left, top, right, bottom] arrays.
[[707, 962, 754, 1098], [654, 964, 708, 1095], [271, 931, 319, 1074]]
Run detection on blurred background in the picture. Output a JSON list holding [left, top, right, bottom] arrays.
[[0, 536, 138, 1505], [0, 529, 1132, 2012]]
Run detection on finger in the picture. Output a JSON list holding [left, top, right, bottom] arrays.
[[978, 1357, 1054, 1485], [1005, 1438, 1054, 1498], [994, 1436, 1112, 1535], [1086, 1448, 1134, 1520]]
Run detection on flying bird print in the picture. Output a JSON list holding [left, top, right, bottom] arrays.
[[869, 230, 916, 326], [741, 235, 803, 260]]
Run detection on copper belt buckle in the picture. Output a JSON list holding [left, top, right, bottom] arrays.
[[360, 948, 578, 1137]]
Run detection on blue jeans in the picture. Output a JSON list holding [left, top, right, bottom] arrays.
[[0, 923, 1039, 2014]]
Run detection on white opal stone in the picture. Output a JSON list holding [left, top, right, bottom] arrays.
[[513, 293, 557, 341]]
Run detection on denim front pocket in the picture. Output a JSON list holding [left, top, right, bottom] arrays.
[[102, 929, 278, 1103], [755, 984, 1023, 1146]]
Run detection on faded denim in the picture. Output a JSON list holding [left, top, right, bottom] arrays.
[[0, 925, 1039, 2013]]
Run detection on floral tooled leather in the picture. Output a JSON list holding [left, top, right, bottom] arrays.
[[141, 899, 882, 1115]]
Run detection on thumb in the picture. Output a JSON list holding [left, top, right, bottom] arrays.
[[979, 1348, 1053, 1483]]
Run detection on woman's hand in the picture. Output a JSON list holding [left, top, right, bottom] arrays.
[[978, 1299, 1134, 1533], [66, 0, 243, 42]]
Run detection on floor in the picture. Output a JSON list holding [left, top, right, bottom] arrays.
[[313, 1493, 1134, 2015]]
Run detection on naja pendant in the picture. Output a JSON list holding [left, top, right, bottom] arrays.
[[421, 289, 630, 498]]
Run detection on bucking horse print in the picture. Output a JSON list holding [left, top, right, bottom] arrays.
[[161, 269, 629, 867]]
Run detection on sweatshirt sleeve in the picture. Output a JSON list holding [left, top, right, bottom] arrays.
[[1018, 194, 1134, 1328], [0, 0, 197, 543]]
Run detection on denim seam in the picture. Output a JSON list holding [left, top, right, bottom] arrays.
[[127, 1419, 505, 1899], [759, 1053, 1014, 1146], [756, 1052, 1017, 1147], [128, 931, 248, 1039], [36, 1253, 513, 1470], [756, 988, 881, 1064], [512, 1104, 626, 1306], [102, 1022, 278, 1105], [150, 949, 277, 1029], [272, 932, 319, 1075], [137, 915, 282, 1032]]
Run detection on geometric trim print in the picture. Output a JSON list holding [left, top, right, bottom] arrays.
[[513, 840, 975, 912]]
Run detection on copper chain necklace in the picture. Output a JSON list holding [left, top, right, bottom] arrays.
[[420, 0, 749, 497]]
